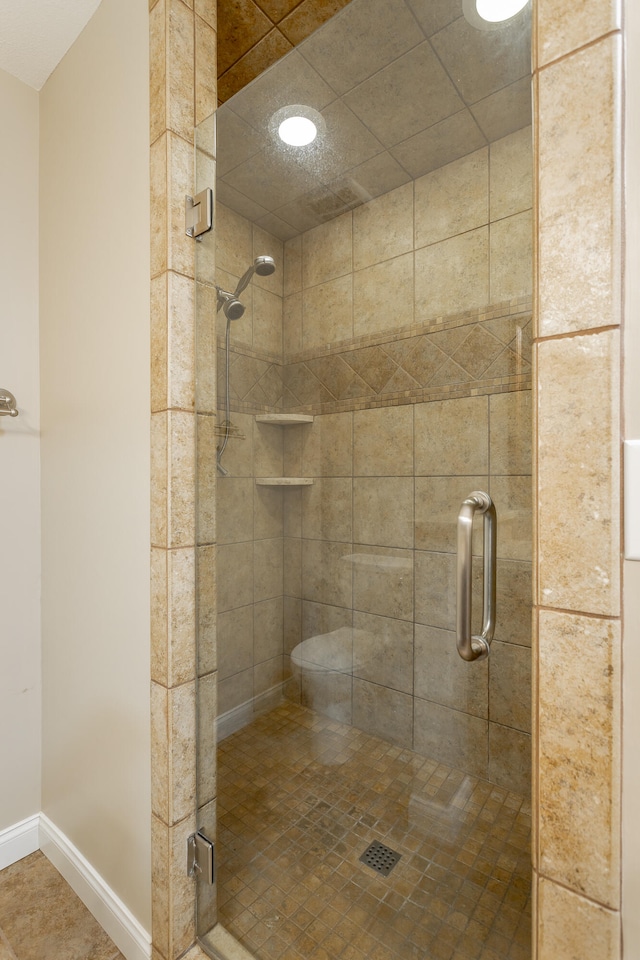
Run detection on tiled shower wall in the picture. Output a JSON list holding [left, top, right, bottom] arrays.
[[214, 126, 533, 794]]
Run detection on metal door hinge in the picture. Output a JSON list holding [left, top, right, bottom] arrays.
[[185, 188, 213, 240], [187, 830, 215, 884]]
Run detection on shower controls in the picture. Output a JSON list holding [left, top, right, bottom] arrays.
[[185, 188, 213, 240], [456, 491, 497, 661]]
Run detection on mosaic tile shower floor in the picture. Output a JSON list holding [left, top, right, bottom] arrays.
[[217, 701, 531, 960]]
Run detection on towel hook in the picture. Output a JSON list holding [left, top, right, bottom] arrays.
[[0, 389, 19, 417]]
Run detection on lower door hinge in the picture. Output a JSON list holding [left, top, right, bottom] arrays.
[[187, 830, 215, 884]]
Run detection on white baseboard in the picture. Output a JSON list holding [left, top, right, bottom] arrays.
[[0, 814, 40, 870], [39, 814, 151, 960]]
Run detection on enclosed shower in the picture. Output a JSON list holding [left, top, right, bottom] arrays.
[[194, 1, 533, 957]]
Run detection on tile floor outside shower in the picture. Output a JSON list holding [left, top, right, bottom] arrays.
[[217, 701, 531, 960], [0, 851, 124, 960]]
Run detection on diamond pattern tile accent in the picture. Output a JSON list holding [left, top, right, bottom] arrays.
[[222, 306, 532, 417]]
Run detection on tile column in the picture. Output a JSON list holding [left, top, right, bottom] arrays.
[[149, 1, 217, 957], [533, 2, 622, 956]]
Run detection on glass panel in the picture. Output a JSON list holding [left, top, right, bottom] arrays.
[[196, 1, 532, 957]]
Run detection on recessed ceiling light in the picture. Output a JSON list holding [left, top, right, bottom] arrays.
[[270, 104, 326, 149], [278, 115, 317, 146], [462, 0, 529, 29]]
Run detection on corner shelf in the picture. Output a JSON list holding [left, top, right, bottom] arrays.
[[256, 478, 314, 487], [255, 414, 314, 425]]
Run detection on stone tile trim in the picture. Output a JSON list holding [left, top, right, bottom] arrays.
[[219, 300, 532, 416]]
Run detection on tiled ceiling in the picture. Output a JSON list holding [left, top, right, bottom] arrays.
[[214, 0, 532, 238]]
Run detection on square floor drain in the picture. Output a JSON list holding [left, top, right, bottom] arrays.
[[359, 840, 402, 876]]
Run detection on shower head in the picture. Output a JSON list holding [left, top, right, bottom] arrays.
[[234, 255, 277, 296], [216, 287, 246, 320]]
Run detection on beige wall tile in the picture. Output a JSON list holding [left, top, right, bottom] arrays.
[[302, 212, 352, 287], [353, 182, 414, 270], [415, 476, 487, 553], [196, 414, 216, 544], [300, 411, 352, 477], [353, 612, 413, 694], [537, 331, 620, 615], [217, 541, 254, 612], [415, 396, 489, 476], [253, 418, 284, 476], [489, 391, 532, 476], [351, 547, 413, 621], [283, 292, 302, 356], [414, 147, 488, 248], [152, 273, 169, 413], [302, 274, 353, 349], [538, 609, 621, 908], [490, 210, 533, 303], [415, 624, 488, 718], [252, 285, 283, 355], [218, 668, 253, 715], [216, 202, 253, 278], [151, 682, 169, 822], [150, 135, 168, 278], [488, 723, 531, 795], [254, 596, 284, 663], [195, 0, 216, 29], [167, 271, 195, 410], [353, 253, 414, 338], [414, 698, 488, 779], [254, 656, 284, 697], [195, 15, 217, 126], [150, 0, 167, 145], [254, 485, 283, 540], [490, 126, 532, 221], [196, 672, 217, 804], [152, 411, 169, 546], [537, 877, 621, 960], [353, 405, 414, 477], [152, 548, 169, 684], [489, 640, 531, 732], [168, 411, 196, 548], [415, 549, 455, 630], [301, 477, 352, 542], [197, 544, 217, 676], [537, 0, 621, 68], [495, 559, 532, 648], [254, 537, 284, 602], [284, 234, 302, 296], [353, 678, 413, 749], [217, 605, 253, 679], [167, 0, 195, 141], [415, 227, 489, 320], [283, 535, 302, 597], [168, 133, 196, 278], [302, 539, 352, 608], [216, 477, 254, 544], [195, 281, 217, 414], [490, 475, 532, 562], [166, 547, 196, 685], [354, 477, 414, 549], [538, 35, 621, 336], [152, 681, 196, 825]]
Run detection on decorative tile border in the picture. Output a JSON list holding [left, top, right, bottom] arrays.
[[219, 300, 532, 417]]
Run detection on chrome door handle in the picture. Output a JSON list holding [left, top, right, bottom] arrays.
[[456, 491, 496, 661]]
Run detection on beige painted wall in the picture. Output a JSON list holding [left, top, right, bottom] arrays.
[[0, 67, 41, 834], [39, 0, 151, 927]]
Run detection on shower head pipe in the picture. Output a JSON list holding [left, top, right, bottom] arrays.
[[234, 255, 276, 297]]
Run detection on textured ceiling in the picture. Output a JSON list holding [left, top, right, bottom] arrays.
[[214, 0, 532, 238], [0, 0, 101, 90]]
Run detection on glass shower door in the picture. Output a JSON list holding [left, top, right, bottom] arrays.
[[195, 2, 533, 957]]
